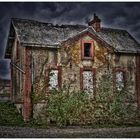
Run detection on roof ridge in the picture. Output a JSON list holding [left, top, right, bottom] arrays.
[[11, 17, 87, 28], [11, 18, 53, 26]]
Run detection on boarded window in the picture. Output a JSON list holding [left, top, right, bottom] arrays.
[[82, 70, 94, 96], [116, 71, 125, 91], [49, 70, 59, 90]]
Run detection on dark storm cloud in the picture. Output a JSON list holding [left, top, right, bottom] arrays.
[[0, 2, 140, 79]]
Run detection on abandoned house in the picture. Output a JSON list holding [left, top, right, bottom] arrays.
[[5, 14, 140, 122]]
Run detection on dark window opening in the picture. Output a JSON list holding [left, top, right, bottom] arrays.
[[84, 43, 91, 57]]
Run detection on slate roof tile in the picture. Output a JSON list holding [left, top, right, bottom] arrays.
[[11, 18, 140, 53]]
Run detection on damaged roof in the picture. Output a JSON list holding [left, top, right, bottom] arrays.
[[12, 18, 86, 46], [98, 28, 140, 53], [10, 18, 140, 53]]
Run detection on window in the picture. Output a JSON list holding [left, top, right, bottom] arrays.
[[49, 70, 59, 90], [47, 67, 61, 91], [114, 68, 126, 91], [116, 71, 124, 91], [84, 43, 91, 57], [80, 68, 96, 97], [82, 40, 94, 60], [83, 71, 94, 93]]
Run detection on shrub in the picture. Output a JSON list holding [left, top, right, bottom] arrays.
[[0, 102, 24, 126], [34, 73, 140, 127]]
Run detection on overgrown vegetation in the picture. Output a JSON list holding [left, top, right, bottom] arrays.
[[1, 71, 139, 128], [0, 102, 24, 126], [34, 72, 140, 127]]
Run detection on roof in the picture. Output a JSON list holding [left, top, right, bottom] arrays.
[[98, 28, 140, 53], [12, 18, 86, 46], [9, 18, 140, 53]]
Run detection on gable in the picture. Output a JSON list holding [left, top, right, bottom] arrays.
[[59, 34, 110, 67], [5, 23, 16, 58], [62, 30, 113, 53]]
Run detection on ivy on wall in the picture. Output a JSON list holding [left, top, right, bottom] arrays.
[[94, 41, 109, 64], [60, 38, 109, 67], [70, 42, 81, 65]]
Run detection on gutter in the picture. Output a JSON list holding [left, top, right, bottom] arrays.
[[22, 42, 60, 49]]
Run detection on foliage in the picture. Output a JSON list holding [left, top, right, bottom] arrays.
[[0, 102, 24, 126], [34, 71, 140, 127], [31, 57, 48, 103], [35, 87, 89, 126], [95, 73, 130, 124]]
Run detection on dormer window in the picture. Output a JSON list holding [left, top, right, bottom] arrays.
[[82, 40, 94, 60]]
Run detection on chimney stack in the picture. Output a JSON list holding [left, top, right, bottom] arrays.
[[88, 13, 101, 32]]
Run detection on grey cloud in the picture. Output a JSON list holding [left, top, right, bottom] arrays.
[[0, 2, 140, 79]]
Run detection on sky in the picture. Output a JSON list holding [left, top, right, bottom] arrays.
[[0, 2, 140, 79]]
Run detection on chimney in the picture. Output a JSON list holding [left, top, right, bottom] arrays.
[[88, 14, 101, 32]]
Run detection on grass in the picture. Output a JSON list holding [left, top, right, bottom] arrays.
[[0, 102, 25, 126], [0, 101, 47, 128]]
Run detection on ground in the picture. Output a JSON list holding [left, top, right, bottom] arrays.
[[0, 126, 140, 138], [0, 102, 140, 138]]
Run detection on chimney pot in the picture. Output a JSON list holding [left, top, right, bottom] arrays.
[[88, 13, 101, 32]]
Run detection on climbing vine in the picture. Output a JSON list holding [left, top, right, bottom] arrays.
[[94, 41, 109, 64], [32, 53, 49, 103]]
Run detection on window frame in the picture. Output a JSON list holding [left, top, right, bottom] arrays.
[[81, 40, 94, 60], [113, 67, 127, 91], [46, 66, 62, 91], [80, 67, 96, 92]]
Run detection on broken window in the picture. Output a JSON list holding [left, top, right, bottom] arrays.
[[82, 40, 94, 60], [83, 71, 94, 93], [81, 69, 95, 98], [115, 71, 125, 91], [49, 70, 59, 90], [84, 43, 91, 57]]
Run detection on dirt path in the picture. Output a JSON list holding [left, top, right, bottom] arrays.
[[0, 126, 140, 138]]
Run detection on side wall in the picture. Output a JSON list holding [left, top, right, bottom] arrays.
[[136, 55, 140, 108]]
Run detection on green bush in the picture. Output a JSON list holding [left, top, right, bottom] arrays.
[[0, 102, 24, 126], [37, 89, 91, 126], [34, 73, 140, 127]]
